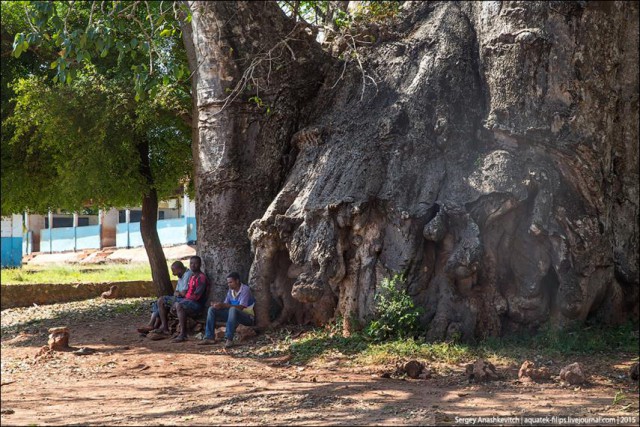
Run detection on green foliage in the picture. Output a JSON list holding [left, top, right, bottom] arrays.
[[353, 1, 402, 22], [277, 1, 402, 29], [12, 1, 191, 101], [365, 274, 425, 341], [1, 1, 192, 216], [2, 67, 191, 214]]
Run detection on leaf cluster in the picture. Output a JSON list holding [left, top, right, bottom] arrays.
[[365, 274, 425, 342], [12, 1, 191, 103], [2, 68, 191, 215]]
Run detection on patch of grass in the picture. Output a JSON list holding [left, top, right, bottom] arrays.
[[261, 320, 638, 368], [285, 323, 476, 365], [479, 321, 639, 360], [358, 339, 475, 365], [1, 263, 156, 284]]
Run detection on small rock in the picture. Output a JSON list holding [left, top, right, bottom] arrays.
[[48, 327, 70, 351], [629, 362, 639, 381], [559, 362, 586, 385], [518, 360, 551, 382], [1, 409, 15, 415], [465, 359, 499, 383]]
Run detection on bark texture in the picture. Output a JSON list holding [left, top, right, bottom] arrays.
[[184, 1, 326, 300], [191, 1, 639, 338]]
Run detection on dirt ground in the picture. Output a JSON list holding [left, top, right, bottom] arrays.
[[1, 307, 639, 426]]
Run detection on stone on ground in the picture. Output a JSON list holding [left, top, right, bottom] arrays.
[[47, 327, 70, 351], [559, 362, 586, 385], [466, 359, 499, 383], [518, 360, 551, 382]]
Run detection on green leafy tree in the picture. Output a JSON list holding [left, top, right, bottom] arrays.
[[1, 1, 191, 295]]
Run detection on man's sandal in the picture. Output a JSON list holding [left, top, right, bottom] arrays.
[[196, 339, 217, 346], [171, 335, 187, 343], [137, 326, 154, 334]]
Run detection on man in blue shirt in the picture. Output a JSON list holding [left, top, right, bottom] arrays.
[[137, 260, 193, 334], [198, 272, 255, 348]]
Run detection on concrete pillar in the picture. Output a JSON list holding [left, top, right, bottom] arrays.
[[24, 212, 30, 254], [27, 214, 45, 252], [183, 185, 190, 218], [48, 210, 53, 253], [100, 208, 118, 248], [73, 212, 78, 251], [125, 209, 131, 248]]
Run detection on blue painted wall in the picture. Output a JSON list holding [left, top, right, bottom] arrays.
[[76, 225, 101, 250], [157, 218, 188, 246], [41, 225, 102, 253], [1, 237, 23, 268], [116, 217, 196, 248]]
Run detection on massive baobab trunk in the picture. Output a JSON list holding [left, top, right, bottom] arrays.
[[186, 1, 639, 338], [182, 1, 326, 299]]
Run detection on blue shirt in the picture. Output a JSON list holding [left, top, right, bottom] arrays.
[[176, 269, 193, 293], [224, 283, 255, 317]]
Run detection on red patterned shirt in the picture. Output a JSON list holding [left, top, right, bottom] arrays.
[[185, 271, 208, 302]]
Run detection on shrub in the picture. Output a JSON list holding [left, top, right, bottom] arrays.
[[366, 274, 424, 341]]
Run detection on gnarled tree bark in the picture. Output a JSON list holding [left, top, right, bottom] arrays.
[[186, 1, 638, 338]]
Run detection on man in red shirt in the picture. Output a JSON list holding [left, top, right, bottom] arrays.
[[156, 255, 208, 342]]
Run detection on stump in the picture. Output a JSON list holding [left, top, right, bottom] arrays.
[[48, 327, 70, 351], [402, 360, 425, 379]]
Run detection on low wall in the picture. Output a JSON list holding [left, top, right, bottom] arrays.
[[0, 280, 177, 309]]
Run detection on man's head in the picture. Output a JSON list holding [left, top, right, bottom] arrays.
[[226, 272, 241, 291], [171, 261, 187, 277], [189, 256, 202, 273]]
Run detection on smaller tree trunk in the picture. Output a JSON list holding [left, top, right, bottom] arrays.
[[137, 139, 173, 296], [140, 189, 173, 296]]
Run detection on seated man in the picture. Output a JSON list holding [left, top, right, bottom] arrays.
[[198, 272, 255, 348], [156, 255, 208, 343], [137, 261, 192, 334]]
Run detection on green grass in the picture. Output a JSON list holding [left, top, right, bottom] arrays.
[[1, 263, 155, 284], [257, 320, 639, 367], [479, 321, 639, 360]]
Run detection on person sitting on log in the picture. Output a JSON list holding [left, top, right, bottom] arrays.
[[155, 256, 208, 342], [198, 272, 255, 348], [137, 260, 193, 334]]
